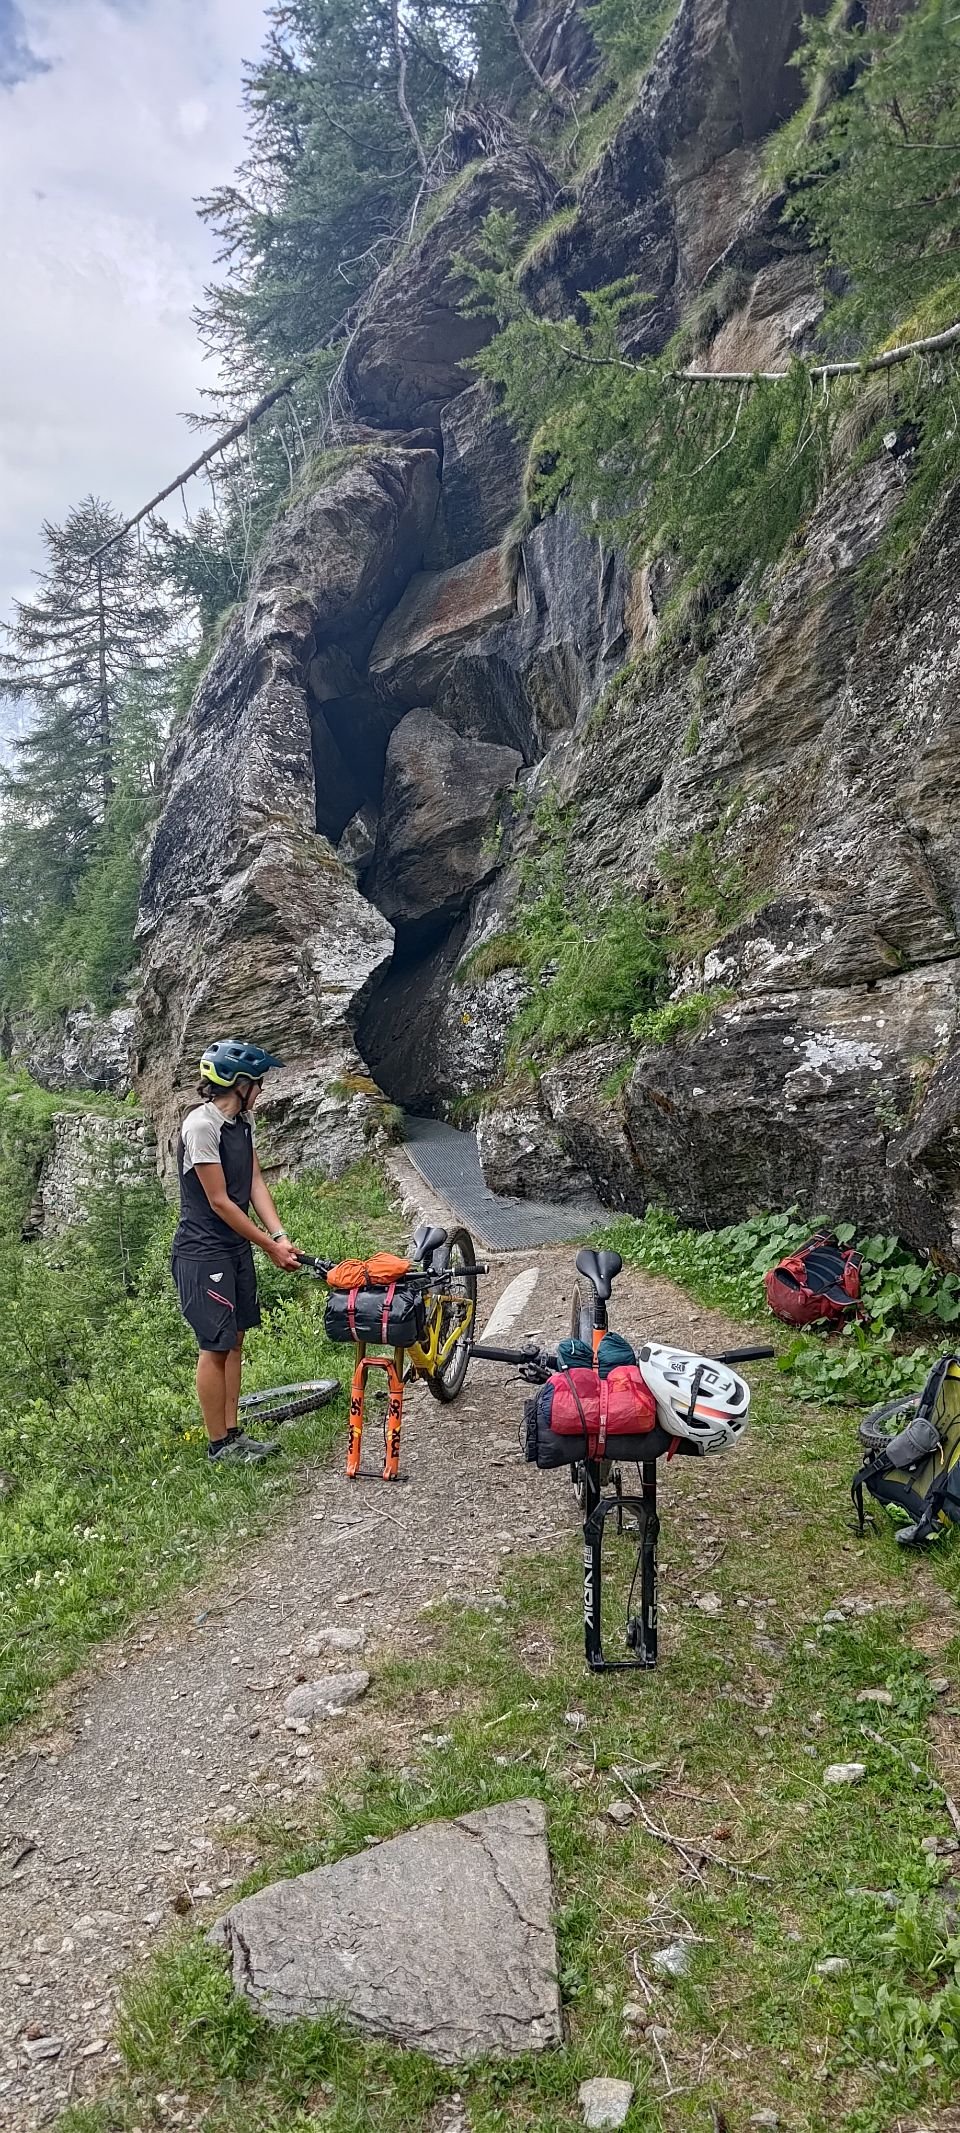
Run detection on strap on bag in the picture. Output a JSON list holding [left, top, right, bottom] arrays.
[[348, 1285, 360, 1340], [597, 1374, 610, 1457], [380, 1281, 397, 1342]]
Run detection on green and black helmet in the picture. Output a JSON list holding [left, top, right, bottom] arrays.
[[199, 1039, 283, 1090]]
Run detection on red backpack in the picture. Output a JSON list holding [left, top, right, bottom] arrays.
[[764, 1231, 862, 1329]]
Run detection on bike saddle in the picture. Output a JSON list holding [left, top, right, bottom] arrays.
[[575, 1248, 623, 1301], [411, 1222, 448, 1265]]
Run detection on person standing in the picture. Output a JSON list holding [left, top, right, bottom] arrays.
[[171, 1039, 301, 1464]]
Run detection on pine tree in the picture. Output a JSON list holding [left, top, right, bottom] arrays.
[[0, 498, 174, 835], [0, 501, 181, 1016]]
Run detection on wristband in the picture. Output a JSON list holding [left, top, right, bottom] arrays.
[[271, 1228, 288, 1242]]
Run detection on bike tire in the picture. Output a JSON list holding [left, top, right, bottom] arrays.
[[426, 1227, 477, 1404], [237, 1381, 341, 1427]]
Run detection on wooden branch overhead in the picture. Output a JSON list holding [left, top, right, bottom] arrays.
[[558, 316, 960, 385], [87, 374, 299, 562]]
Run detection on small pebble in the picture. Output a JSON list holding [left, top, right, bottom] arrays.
[[652, 1940, 692, 1979], [856, 1688, 893, 1706], [605, 1799, 635, 1828], [931, 1677, 951, 1695], [749, 2115, 780, 2129], [22, 2037, 64, 2064], [823, 1762, 866, 1786], [696, 1593, 722, 1616], [815, 1957, 849, 1977], [579, 2076, 635, 2129]]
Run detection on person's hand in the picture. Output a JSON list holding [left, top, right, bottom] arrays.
[[267, 1236, 301, 1271]]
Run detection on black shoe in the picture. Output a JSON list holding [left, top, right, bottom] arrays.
[[209, 1431, 281, 1465]]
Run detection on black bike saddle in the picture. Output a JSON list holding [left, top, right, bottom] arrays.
[[575, 1248, 623, 1300], [411, 1222, 448, 1264]]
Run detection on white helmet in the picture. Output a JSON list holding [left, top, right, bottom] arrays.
[[638, 1344, 751, 1454]]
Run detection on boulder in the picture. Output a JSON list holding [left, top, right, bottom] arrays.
[[477, 1098, 594, 1203], [210, 1797, 562, 2064], [623, 967, 960, 1239], [346, 149, 560, 427], [368, 548, 516, 709], [424, 384, 526, 570], [436, 512, 631, 760], [134, 449, 437, 1174], [541, 1047, 646, 1213], [365, 710, 522, 937]]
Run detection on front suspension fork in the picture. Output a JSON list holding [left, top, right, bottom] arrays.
[[346, 1346, 406, 1481], [583, 1460, 659, 1671]]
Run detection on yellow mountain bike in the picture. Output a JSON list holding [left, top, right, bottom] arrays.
[[297, 1223, 481, 1480]]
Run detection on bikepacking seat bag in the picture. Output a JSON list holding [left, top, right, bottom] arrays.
[[764, 1231, 862, 1329], [524, 1358, 659, 1470], [324, 1279, 426, 1349], [852, 1353, 960, 1545]]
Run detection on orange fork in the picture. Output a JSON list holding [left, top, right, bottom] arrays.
[[345, 1348, 407, 1481]]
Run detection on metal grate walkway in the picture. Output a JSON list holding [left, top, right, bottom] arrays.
[[401, 1114, 604, 1251]]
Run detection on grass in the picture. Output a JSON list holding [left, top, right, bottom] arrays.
[[59, 1355, 960, 2133], [0, 1160, 402, 1736]]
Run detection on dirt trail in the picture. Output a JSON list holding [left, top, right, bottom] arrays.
[[0, 1238, 800, 2129]]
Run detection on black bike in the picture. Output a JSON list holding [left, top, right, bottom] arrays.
[[473, 1247, 772, 1673]]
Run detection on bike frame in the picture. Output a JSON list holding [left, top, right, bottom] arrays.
[[577, 1280, 660, 1673]]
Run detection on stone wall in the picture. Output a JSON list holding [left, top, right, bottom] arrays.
[[35, 1113, 157, 1237]]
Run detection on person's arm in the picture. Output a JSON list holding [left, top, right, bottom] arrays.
[[194, 1162, 300, 1269], [250, 1150, 289, 1245]]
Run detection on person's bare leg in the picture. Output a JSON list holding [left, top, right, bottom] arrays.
[[196, 1351, 228, 1444], [225, 1335, 244, 1434]]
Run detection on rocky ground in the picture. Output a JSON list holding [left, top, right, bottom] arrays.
[[0, 1240, 727, 2129]]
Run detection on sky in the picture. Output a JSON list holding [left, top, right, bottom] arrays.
[[0, 0, 270, 652]]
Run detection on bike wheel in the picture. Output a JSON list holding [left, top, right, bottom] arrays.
[[238, 1379, 341, 1426], [426, 1227, 477, 1403]]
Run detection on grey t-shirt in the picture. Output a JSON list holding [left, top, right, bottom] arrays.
[[174, 1101, 256, 1256]]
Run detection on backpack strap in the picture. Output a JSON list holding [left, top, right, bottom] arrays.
[[380, 1281, 397, 1343]]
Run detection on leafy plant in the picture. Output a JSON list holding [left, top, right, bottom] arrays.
[[630, 987, 733, 1044]]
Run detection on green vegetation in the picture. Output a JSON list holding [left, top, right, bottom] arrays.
[[586, 0, 677, 82], [0, 1147, 398, 1735], [60, 1387, 960, 2132], [462, 1, 960, 624], [602, 1205, 960, 1409], [779, 0, 960, 349], [629, 987, 733, 1045]]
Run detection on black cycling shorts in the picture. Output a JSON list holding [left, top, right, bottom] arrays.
[[172, 1246, 261, 1353]]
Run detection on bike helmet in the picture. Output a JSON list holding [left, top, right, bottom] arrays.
[[200, 1039, 283, 1089], [637, 1343, 751, 1454]]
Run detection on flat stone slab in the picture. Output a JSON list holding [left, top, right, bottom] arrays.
[[210, 1797, 561, 2064]]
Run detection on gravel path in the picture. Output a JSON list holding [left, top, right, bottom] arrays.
[[0, 1244, 730, 2129]]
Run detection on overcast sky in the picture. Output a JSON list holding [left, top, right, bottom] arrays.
[[0, 0, 269, 636]]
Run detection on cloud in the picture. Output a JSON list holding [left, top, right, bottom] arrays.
[[0, 0, 268, 629], [0, 0, 49, 85]]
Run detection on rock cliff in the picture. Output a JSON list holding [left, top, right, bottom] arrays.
[[135, 0, 960, 1255]]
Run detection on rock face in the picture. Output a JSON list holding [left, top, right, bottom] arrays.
[[210, 1798, 561, 2064], [8, 1005, 135, 1098], [521, 0, 829, 348], [134, 0, 960, 1252], [347, 149, 560, 427], [35, 1112, 157, 1236], [134, 450, 437, 1175]]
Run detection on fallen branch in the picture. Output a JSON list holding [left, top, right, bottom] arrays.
[[558, 317, 960, 387], [88, 377, 298, 562], [612, 1766, 773, 1883]]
